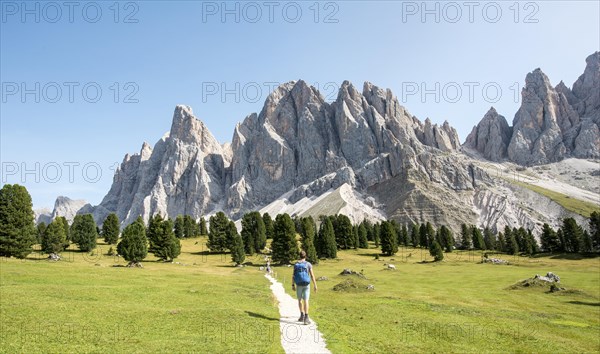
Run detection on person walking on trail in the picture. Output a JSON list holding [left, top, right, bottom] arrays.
[[292, 250, 317, 325]]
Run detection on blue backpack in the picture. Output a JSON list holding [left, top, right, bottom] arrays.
[[293, 261, 311, 286]]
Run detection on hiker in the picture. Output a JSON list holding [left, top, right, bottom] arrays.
[[291, 250, 317, 325], [266, 259, 272, 275]]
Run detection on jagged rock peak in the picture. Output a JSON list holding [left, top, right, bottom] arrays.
[[464, 107, 511, 161], [169, 104, 223, 152]]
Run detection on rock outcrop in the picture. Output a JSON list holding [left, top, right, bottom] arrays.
[[464, 107, 511, 161], [465, 52, 599, 166], [89, 80, 481, 225]]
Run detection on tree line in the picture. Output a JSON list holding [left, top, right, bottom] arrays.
[[1, 184, 599, 266]]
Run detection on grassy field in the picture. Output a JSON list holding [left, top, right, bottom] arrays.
[[511, 180, 599, 217], [1, 239, 599, 353], [0, 239, 283, 354]]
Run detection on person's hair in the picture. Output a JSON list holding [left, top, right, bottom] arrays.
[[299, 250, 307, 259]]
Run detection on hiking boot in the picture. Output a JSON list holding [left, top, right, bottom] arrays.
[[303, 314, 311, 325], [298, 313, 305, 322]]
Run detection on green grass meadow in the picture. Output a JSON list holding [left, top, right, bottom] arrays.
[[1, 239, 599, 353]]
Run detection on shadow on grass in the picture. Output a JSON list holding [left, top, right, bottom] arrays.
[[245, 311, 279, 322], [568, 300, 600, 307]]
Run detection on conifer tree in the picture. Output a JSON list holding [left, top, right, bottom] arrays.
[[41, 218, 66, 255], [101, 213, 120, 245], [271, 213, 298, 264], [117, 217, 148, 266], [0, 184, 37, 258], [231, 232, 245, 265], [429, 240, 444, 262], [263, 213, 274, 240], [460, 223, 472, 250], [207, 212, 230, 252], [358, 222, 368, 249], [174, 215, 185, 239], [316, 216, 337, 259], [380, 221, 398, 256], [300, 217, 318, 264], [70, 214, 97, 252]]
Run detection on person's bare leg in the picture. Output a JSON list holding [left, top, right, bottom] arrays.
[[298, 299, 303, 313], [304, 300, 309, 315]]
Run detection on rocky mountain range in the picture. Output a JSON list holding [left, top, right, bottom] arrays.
[[38, 52, 599, 234], [464, 51, 600, 164]]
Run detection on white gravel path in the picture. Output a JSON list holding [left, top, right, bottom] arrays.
[[265, 274, 331, 354]]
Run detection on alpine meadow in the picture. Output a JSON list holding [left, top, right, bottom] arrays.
[[1, 2, 599, 353]]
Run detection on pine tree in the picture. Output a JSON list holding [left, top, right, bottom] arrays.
[[503, 226, 513, 253], [352, 225, 359, 250], [506, 231, 519, 255], [41, 218, 67, 255], [316, 216, 337, 259], [300, 217, 318, 264], [411, 224, 419, 248], [526, 229, 538, 254], [57, 216, 70, 246], [400, 224, 409, 247], [263, 213, 274, 240], [199, 217, 208, 236], [556, 229, 566, 252], [471, 226, 485, 250], [102, 213, 120, 245], [429, 240, 444, 262], [271, 213, 299, 264], [497, 232, 506, 253], [183, 215, 197, 238], [70, 214, 97, 252], [36, 221, 47, 244], [230, 232, 245, 265], [0, 184, 37, 258], [240, 211, 266, 253], [151, 217, 181, 262], [373, 223, 381, 248], [582, 230, 593, 253], [117, 217, 148, 266], [174, 215, 185, 239], [380, 221, 398, 256], [483, 227, 496, 250], [419, 223, 428, 248], [358, 222, 368, 248], [226, 221, 239, 251], [562, 218, 583, 253], [540, 223, 557, 252], [590, 211, 600, 250], [207, 212, 230, 252], [438, 225, 454, 252], [460, 223, 472, 250], [241, 212, 266, 254], [363, 219, 374, 241], [425, 222, 435, 247], [515, 227, 532, 255], [333, 214, 353, 249]]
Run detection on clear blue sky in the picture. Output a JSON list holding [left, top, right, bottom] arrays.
[[1, 0, 599, 209]]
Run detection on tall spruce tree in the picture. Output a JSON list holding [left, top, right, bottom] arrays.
[[562, 218, 583, 253], [41, 218, 67, 255], [271, 213, 298, 264], [358, 222, 368, 249], [460, 223, 472, 250], [400, 224, 409, 247], [300, 217, 318, 264], [70, 214, 97, 252], [57, 216, 70, 247], [429, 240, 444, 262], [230, 232, 245, 265], [36, 221, 47, 245], [183, 215, 197, 238], [582, 230, 593, 253], [207, 212, 230, 252], [263, 213, 275, 240], [117, 217, 148, 266], [0, 184, 37, 258], [496, 232, 506, 253], [333, 214, 353, 249], [199, 217, 208, 236], [483, 227, 496, 250], [316, 216, 337, 259], [102, 213, 120, 245], [411, 224, 419, 248], [151, 218, 181, 262], [472, 226, 485, 250], [438, 225, 454, 252], [241, 212, 266, 254], [174, 215, 185, 239], [373, 223, 381, 248], [380, 221, 398, 256]]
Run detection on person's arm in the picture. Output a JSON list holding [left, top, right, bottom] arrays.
[[309, 267, 317, 292], [291, 269, 296, 290]]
